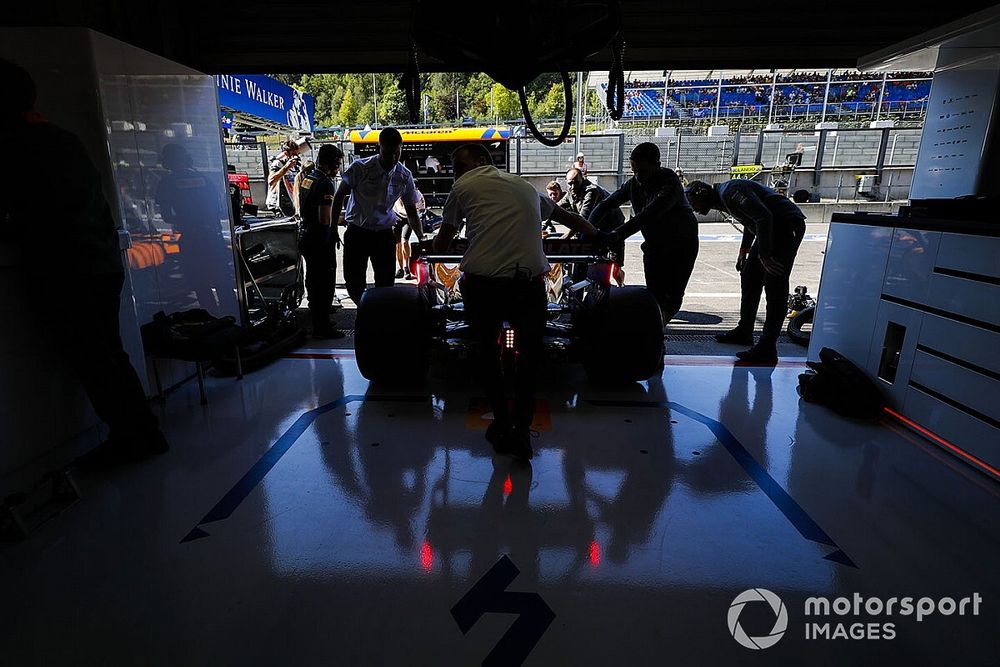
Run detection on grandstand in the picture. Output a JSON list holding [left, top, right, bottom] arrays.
[[589, 69, 932, 127]]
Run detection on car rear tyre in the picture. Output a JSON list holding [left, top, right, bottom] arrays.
[[582, 286, 664, 383], [355, 286, 430, 383]]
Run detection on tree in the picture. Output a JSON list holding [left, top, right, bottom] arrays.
[[378, 82, 409, 125], [489, 83, 521, 121], [338, 88, 358, 127], [355, 102, 374, 128], [532, 82, 567, 120], [462, 73, 494, 119]]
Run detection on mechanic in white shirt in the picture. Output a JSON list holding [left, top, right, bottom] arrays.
[[434, 143, 599, 460], [331, 127, 424, 305]]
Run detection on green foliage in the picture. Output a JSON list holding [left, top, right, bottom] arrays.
[[277, 71, 591, 127], [532, 82, 567, 120], [338, 88, 358, 127], [378, 82, 409, 125], [489, 83, 521, 121]]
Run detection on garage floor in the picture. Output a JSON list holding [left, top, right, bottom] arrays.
[[2, 348, 998, 666]]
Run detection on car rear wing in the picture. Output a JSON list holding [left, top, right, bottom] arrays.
[[411, 238, 614, 265]]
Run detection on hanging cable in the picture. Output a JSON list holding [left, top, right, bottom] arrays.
[[606, 35, 625, 121], [399, 41, 422, 124], [518, 70, 573, 147]]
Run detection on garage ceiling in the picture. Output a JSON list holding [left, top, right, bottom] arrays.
[[5, 1, 998, 73]]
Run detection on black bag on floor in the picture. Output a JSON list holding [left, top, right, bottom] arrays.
[[140, 309, 240, 360], [798, 347, 885, 420]]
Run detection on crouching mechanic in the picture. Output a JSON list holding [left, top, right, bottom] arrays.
[[298, 144, 346, 338], [685, 179, 806, 363], [588, 142, 699, 327], [434, 144, 600, 461]]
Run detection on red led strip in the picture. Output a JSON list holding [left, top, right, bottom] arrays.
[[883, 407, 1000, 479]]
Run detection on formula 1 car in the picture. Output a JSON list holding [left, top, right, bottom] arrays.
[[354, 237, 664, 384]]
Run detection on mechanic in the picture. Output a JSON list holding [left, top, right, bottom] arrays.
[[298, 144, 346, 339], [561, 168, 626, 284], [543, 180, 573, 235], [685, 179, 806, 363], [330, 127, 423, 306], [433, 144, 600, 461], [266, 138, 310, 217], [0, 59, 168, 467], [393, 186, 427, 280], [588, 142, 699, 328], [563, 168, 625, 229]]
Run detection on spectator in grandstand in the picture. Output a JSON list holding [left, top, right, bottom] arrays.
[[330, 127, 424, 306], [589, 142, 699, 328], [685, 179, 806, 364], [574, 152, 589, 176], [433, 143, 599, 461]]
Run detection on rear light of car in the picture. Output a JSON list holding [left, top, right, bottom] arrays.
[[505, 327, 516, 350], [608, 262, 617, 285], [412, 260, 429, 285]]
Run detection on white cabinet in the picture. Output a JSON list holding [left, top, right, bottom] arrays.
[[814, 215, 1000, 479]]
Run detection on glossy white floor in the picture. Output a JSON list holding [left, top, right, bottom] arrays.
[[3, 349, 998, 666]]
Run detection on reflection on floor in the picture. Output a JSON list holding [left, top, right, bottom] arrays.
[[3, 351, 998, 665]]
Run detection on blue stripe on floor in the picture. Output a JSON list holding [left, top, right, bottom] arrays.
[[588, 398, 855, 567], [182, 394, 428, 543]]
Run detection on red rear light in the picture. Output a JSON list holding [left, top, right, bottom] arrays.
[[607, 263, 617, 285], [412, 260, 429, 285], [420, 541, 433, 572], [589, 540, 601, 567]]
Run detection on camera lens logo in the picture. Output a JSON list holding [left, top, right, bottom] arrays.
[[728, 588, 788, 650]]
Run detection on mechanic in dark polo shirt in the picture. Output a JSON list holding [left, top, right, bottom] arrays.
[[433, 144, 600, 461], [298, 144, 345, 339], [330, 127, 423, 306], [685, 178, 807, 364], [588, 142, 699, 328], [562, 167, 626, 284]]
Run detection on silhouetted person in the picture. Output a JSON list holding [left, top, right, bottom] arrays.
[[331, 127, 424, 306], [298, 144, 346, 338], [156, 143, 238, 316], [434, 144, 598, 460], [589, 142, 699, 327], [0, 59, 167, 466], [686, 179, 806, 363]]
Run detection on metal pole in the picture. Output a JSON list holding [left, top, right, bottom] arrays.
[[661, 70, 670, 127], [423, 94, 429, 124], [372, 73, 378, 128], [768, 70, 777, 125], [876, 72, 888, 121], [821, 69, 832, 123], [491, 86, 495, 125], [455, 77, 460, 121], [715, 70, 723, 125], [576, 70, 584, 146]]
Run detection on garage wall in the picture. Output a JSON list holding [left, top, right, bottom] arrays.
[[0, 29, 237, 478]]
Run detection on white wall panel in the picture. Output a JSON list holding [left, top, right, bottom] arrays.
[[808, 222, 893, 365]]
